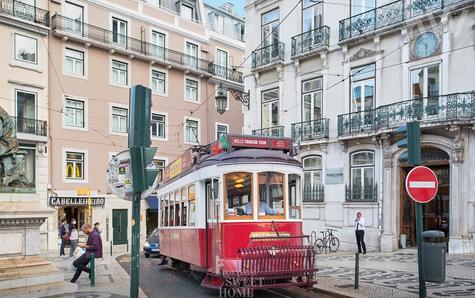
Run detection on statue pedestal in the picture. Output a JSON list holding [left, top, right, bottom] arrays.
[[0, 205, 77, 297]]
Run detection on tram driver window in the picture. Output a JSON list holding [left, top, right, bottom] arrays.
[[258, 172, 285, 218], [224, 172, 253, 218]]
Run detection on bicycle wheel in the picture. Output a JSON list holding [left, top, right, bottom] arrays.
[[329, 237, 340, 253], [314, 239, 324, 254]]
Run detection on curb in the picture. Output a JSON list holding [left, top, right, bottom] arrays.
[[312, 286, 354, 298]]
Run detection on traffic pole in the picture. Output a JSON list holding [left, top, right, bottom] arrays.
[[130, 192, 141, 298], [416, 202, 426, 298]]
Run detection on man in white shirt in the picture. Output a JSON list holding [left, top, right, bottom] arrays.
[[354, 212, 367, 254]]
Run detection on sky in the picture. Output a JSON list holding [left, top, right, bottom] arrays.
[[204, 0, 246, 17]]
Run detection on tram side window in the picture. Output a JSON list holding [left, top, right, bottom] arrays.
[[163, 195, 169, 227], [289, 174, 301, 219], [169, 192, 175, 226], [175, 190, 181, 227], [188, 185, 196, 226], [258, 172, 285, 218], [225, 172, 253, 218], [181, 187, 188, 226]]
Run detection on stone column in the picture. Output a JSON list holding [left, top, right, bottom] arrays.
[[381, 136, 396, 251]]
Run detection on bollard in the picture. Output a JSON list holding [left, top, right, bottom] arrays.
[[354, 253, 360, 289], [90, 253, 95, 287], [110, 241, 112, 256]]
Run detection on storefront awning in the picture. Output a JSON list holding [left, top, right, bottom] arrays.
[[146, 196, 158, 210]]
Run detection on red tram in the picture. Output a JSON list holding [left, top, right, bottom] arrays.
[[155, 134, 317, 290]]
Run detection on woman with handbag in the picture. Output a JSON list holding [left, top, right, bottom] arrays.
[[60, 218, 70, 256], [69, 219, 79, 257]]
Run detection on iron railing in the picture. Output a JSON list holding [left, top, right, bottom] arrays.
[[345, 184, 377, 202], [208, 63, 243, 84], [338, 91, 475, 136], [291, 26, 330, 57], [339, 0, 469, 41], [291, 119, 329, 142], [252, 126, 285, 137], [303, 184, 324, 202], [252, 42, 285, 69], [13, 117, 47, 136], [0, 0, 49, 27], [52, 14, 241, 81]]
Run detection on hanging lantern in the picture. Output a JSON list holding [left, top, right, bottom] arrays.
[[215, 84, 228, 114]]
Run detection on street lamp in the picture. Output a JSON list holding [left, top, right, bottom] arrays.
[[215, 83, 250, 114]]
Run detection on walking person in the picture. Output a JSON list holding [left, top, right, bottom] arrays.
[[354, 212, 367, 254], [93, 222, 101, 233], [70, 224, 103, 283], [59, 218, 68, 256], [69, 219, 79, 258]]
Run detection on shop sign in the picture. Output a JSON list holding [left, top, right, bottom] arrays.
[[49, 197, 105, 207], [326, 168, 344, 184]]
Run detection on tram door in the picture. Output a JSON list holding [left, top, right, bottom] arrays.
[[206, 178, 220, 273]]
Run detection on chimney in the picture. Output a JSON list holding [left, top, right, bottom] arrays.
[[220, 2, 234, 14]]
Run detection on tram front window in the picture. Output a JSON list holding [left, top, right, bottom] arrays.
[[225, 172, 253, 218], [258, 172, 285, 218]]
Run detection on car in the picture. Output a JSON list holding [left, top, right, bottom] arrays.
[[143, 227, 160, 258]]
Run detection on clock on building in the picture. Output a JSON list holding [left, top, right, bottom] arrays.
[[412, 32, 439, 59]]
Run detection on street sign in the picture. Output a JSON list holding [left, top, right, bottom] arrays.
[[405, 166, 438, 203], [106, 150, 158, 201]]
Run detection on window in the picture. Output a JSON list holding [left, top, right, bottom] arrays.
[[261, 9, 279, 45], [288, 174, 301, 219], [351, 0, 375, 16], [112, 17, 127, 47], [302, 78, 322, 122], [64, 98, 85, 128], [19, 144, 36, 188], [234, 22, 244, 40], [112, 106, 128, 133], [14, 0, 35, 21], [181, 4, 194, 20], [151, 70, 166, 94], [151, 113, 165, 138], [188, 184, 196, 226], [261, 88, 279, 129], [224, 172, 253, 219], [302, 0, 323, 32], [65, 48, 84, 76], [14, 34, 37, 64], [351, 64, 375, 113], [64, 1, 84, 35], [112, 60, 128, 85], [211, 13, 224, 33], [185, 42, 198, 68], [185, 79, 198, 102], [303, 156, 322, 187], [257, 172, 285, 218], [350, 151, 375, 199], [410, 64, 440, 115], [151, 30, 165, 59], [65, 151, 84, 180], [153, 159, 165, 182], [185, 119, 198, 144], [15, 90, 36, 120], [216, 124, 228, 140], [216, 49, 228, 78]]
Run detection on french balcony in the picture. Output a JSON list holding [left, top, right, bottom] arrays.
[[13, 117, 47, 137], [303, 184, 324, 203], [291, 26, 330, 58], [252, 126, 285, 138], [208, 63, 243, 84], [337, 91, 475, 137], [0, 0, 49, 27], [291, 119, 329, 143], [252, 42, 285, 70], [345, 184, 378, 203]]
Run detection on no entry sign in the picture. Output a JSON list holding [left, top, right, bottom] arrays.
[[405, 166, 439, 203]]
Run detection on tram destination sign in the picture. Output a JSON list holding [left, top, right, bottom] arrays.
[[227, 134, 293, 152], [49, 197, 105, 207]]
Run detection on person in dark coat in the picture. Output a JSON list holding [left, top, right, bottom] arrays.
[[59, 218, 68, 256], [70, 224, 103, 283]]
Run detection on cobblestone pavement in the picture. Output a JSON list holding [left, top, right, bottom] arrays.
[[316, 250, 475, 297], [116, 254, 334, 298]]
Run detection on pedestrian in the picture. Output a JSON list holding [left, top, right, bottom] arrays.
[[69, 219, 79, 258], [354, 212, 367, 254], [93, 222, 101, 233], [70, 223, 103, 283], [59, 218, 69, 256]]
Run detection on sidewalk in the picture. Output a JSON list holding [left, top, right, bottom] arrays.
[[314, 249, 475, 297], [43, 250, 147, 298]]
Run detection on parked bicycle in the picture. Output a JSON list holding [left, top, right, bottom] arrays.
[[313, 228, 340, 254]]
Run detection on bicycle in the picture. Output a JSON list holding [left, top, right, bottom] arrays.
[[314, 228, 340, 254]]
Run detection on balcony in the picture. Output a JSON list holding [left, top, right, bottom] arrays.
[[345, 184, 377, 203], [252, 126, 285, 138], [208, 63, 243, 84], [0, 0, 49, 27], [13, 117, 47, 137], [303, 184, 324, 203], [252, 42, 285, 70], [338, 91, 475, 137], [338, 0, 469, 42], [291, 119, 329, 143], [291, 26, 330, 58]]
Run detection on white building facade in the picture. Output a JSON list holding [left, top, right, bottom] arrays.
[[243, 0, 475, 253]]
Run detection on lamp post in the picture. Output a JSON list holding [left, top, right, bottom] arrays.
[[215, 83, 250, 113]]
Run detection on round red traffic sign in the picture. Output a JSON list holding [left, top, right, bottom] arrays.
[[405, 166, 439, 203]]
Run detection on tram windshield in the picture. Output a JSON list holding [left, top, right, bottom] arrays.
[[224, 172, 253, 218], [257, 172, 284, 218]]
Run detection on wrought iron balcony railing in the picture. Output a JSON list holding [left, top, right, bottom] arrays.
[[291, 118, 329, 142], [345, 184, 377, 202], [291, 26, 330, 57], [252, 126, 285, 138], [0, 0, 49, 27], [338, 0, 468, 41], [13, 117, 47, 137], [208, 63, 243, 84], [303, 184, 324, 202], [252, 42, 285, 69], [338, 91, 475, 136]]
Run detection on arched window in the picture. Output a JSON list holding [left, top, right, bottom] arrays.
[[350, 151, 375, 200], [303, 156, 323, 201]]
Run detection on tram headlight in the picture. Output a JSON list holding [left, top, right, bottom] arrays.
[[144, 241, 150, 248]]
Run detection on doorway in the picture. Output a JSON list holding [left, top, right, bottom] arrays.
[[399, 148, 450, 246], [112, 209, 128, 245]]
